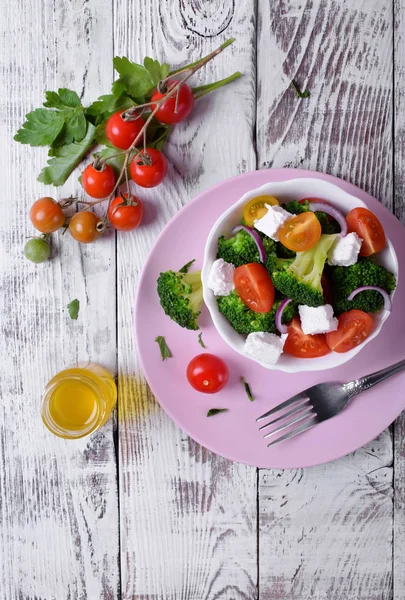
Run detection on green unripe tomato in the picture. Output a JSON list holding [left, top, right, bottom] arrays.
[[24, 237, 51, 263]]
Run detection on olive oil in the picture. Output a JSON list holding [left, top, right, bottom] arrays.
[[41, 364, 117, 439]]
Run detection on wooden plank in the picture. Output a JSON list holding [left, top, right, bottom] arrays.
[[0, 1, 119, 598], [114, 1, 259, 597], [393, 0, 405, 597], [256, 0, 394, 597]]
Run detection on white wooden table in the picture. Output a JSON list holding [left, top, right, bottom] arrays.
[[1, 0, 404, 598]]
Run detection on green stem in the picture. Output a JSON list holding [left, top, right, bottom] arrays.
[[169, 37, 235, 75], [193, 71, 242, 99]]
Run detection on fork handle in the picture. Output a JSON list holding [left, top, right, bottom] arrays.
[[349, 358, 405, 396]]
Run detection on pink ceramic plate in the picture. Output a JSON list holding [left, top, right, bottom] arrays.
[[135, 169, 405, 468]]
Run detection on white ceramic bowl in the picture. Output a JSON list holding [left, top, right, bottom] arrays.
[[202, 178, 399, 373]]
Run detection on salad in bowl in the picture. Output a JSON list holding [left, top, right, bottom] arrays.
[[201, 178, 398, 372]]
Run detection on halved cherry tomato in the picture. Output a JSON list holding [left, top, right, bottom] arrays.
[[326, 310, 374, 353], [186, 353, 229, 394], [243, 195, 279, 226], [233, 263, 275, 313], [346, 207, 386, 256], [278, 211, 321, 252], [284, 317, 330, 358]]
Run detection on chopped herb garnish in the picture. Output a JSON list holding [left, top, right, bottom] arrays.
[[198, 332, 206, 349], [241, 376, 254, 402], [179, 259, 196, 273], [207, 408, 228, 417], [155, 336, 172, 360], [67, 299, 80, 320], [291, 79, 310, 99]]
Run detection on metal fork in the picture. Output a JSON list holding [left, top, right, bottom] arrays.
[[257, 359, 405, 447]]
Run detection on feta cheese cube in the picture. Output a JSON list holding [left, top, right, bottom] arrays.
[[244, 332, 287, 365], [328, 232, 362, 267], [298, 304, 338, 335], [254, 205, 294, 241], [207, 258, 235, 296]]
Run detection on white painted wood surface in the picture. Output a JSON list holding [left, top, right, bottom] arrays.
[[0, 0, 404, 598], [114, 2, 258, 597], [0, 0, 119, 598]]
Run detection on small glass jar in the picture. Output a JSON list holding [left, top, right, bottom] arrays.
[[41, 363, 117, 439]]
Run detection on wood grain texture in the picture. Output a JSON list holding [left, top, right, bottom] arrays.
[[256, 0, 394, 598], [259, 436, 393, 600], [0, 0, 119, 598], [257, 0, 393, 208], [114, 1, 258, 597], [393, 0, 405, 597]]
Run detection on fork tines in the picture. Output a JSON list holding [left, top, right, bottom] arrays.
[[257, 392, 319, 447]]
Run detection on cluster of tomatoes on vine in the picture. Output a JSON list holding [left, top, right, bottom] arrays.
[[25, 81, 195, 263]]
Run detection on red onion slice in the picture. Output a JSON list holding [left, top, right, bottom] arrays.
[[308, 202, 348, 236], [348, 286, 392, 311], [232, 225, 266, 263], [275, 298, 292, 334]]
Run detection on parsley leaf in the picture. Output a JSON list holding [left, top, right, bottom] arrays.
[[241, 377, 254, 402], [155, 336, 172, 360], [86, 93, 135, 125], [15, 88, 88, 148], [198, 332, 206, 349], [14, 108, 65, 147], [291, 80, 310, 99], [37, 123, 96, 186], [143, 57, 170, 85], [207, 408, 228, 417], [67, 299, 80, 320], [92, 146, 127, 177], [179, 259, 196, 273], [112, 57, 156, 99], [44, 88, 82, 109]]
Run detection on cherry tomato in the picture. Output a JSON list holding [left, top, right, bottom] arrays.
[[284, 316, 330, 358], [326, 310, 374, 353], [82, 163, 116, 199], [108, 194, 143, 231], [30, 197, 65, 233], [151, 81, 194, 124], [243, 195, 279, 226], [346, 207, 386, 256], [233, 263, 275, 313], [105, 110, 144, 150], [186, 353, 229, 394], [129, 148, 168, 188], [69, 211, 100, 244], [24, 237, 51, 263], [278, 211, 322, 252]]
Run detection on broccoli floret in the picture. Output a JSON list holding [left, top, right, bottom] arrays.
[[328, 258, 396, 314], [271, 235, 338, 307], [276, 241, 296, 259], [216, 229, 276, 267], [283, 200, 340, 235], [217, 291, 298, 335], [157, 270, 203, 330]]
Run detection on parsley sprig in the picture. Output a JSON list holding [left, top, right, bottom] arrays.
[[14, 41, 241, 188]]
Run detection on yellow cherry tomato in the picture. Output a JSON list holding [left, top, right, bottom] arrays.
[[243, 195, 279, 226]]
